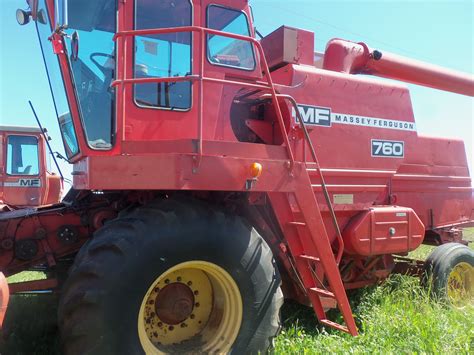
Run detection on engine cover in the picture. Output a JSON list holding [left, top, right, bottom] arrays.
[[343, 206, 425, 256]]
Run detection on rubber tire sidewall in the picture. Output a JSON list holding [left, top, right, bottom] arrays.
[[59, 200, 282, 355], [424, 243, 474, 302]]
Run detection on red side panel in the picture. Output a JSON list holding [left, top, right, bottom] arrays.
[[343, 206, 425, 256], [0, 272, 9, 329]]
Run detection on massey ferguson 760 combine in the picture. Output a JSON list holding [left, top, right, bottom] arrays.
[[2, 0, 473, 353]]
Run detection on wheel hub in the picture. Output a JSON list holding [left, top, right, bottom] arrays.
[[447, 261, 474, 307], [155, 283, 194, 325], [138, 261, 243, 353]]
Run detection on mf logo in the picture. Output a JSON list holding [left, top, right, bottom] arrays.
[[292, 104, 331, 127], [4, 179, 42, 188], [19, 179, 41, 187]]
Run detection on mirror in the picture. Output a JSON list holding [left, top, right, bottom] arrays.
[[37, 8, 47, 25], [70, 31, 79, 61], [16, 9, 31, 25], [55, 0, 68, 29]]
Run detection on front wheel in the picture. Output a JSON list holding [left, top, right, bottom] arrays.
[[58, 197, 283, 354]]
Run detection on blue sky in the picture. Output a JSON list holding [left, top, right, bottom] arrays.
[[1, 0, 473, 184]]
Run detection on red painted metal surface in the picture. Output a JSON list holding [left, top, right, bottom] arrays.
[[323, 38, 474, 96], [0, 126, 62, 207], [260, 26, 315, 70], [343, 206, 425, 256], [0, 272, 9, 329], [0, 200, 117, 276], [8, 278, 58, 293], [273, 63, 472, 231]]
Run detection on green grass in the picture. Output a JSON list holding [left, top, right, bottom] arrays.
[[6, 271, 46, 283], [275, 228, 474, 354], [275, 276, 474, 354], [1, 229, 473, 354]]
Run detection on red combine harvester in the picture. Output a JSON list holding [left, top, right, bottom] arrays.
[[3, 0, 473, 353]]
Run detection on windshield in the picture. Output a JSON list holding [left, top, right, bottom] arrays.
[[6, 135, 39, 176], [65, 0, 116, 149], [36, 0, 79, 158], [35, 0, 116, 151]]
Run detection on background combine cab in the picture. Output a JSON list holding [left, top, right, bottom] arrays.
[[0, 126, 62, 208]]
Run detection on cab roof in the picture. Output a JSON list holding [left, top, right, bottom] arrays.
[[0, 125, 42, 133]]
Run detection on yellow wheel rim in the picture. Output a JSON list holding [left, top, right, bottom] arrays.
[[138, 261, 243, 354], [446, 262, 474, 307]]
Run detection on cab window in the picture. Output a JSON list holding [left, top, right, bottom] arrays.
[[134, 0, 192, 110], [6, 136, 40, 176], [207, 5, 256, 70], [64, 0, 117, 149]]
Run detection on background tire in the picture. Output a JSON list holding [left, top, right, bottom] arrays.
[[423, 242, 474, 306], [58, 197, 283, 354]]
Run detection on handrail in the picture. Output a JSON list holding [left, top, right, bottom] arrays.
[[270, 94, 345, 264], [112, 26, 295, 168]]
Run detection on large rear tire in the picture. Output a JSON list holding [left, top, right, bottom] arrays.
[[58, 197, 283, 354]]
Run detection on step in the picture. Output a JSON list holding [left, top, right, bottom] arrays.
[[309, 287, 335, 299], [320, 319, 350, 334], [269, 189, 358, 336]]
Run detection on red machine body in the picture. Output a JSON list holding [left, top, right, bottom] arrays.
[[343, 206, 425, 256], [1, 0, 473, 342]]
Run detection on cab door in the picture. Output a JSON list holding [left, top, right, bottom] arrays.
[[3, 134, 42, 207]]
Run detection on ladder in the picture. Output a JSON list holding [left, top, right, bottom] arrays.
[[268, 94, 358, 336]]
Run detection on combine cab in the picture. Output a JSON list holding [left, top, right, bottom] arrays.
[[0, 125, 62, 208], [2, 0, 473, 353]]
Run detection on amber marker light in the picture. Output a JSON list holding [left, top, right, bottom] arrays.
[[250, 162, 263, 179]]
